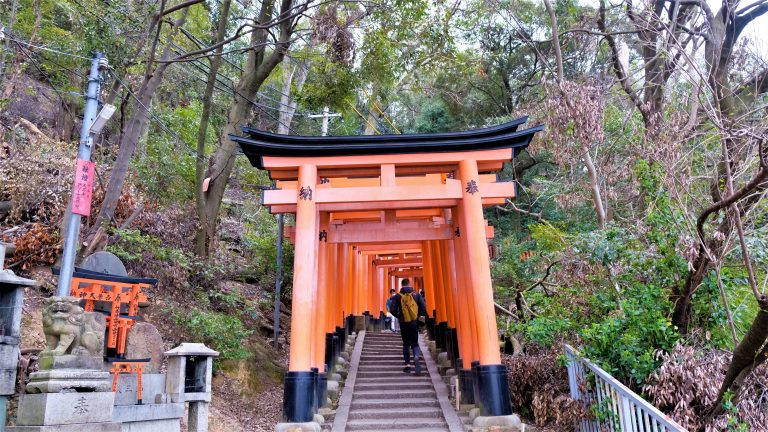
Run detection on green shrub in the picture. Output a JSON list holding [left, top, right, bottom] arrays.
[[580, 283, 678, 386], [174, 310, 253, 361], [107, 229, 192, 269]]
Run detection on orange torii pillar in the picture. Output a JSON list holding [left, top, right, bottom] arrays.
[[283, 164, 320, 423], [333, 244, 347, 364], [448, 216, 480, 406], [324, 242, 341, 373], [425, 241, 450, 353], [351, 249, 366, 332], [343, 244, 354, 332], [311, 212, 330, 410], [458, 159, 513, 417], [437, 239, 460, 369]]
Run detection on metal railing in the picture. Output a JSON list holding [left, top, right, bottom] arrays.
[[565, 344, 687, 432]]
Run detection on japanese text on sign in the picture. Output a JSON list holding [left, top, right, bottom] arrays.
[[72, 159, 95, 216]]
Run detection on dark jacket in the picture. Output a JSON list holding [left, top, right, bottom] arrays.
[[391, 286, 427, 322]]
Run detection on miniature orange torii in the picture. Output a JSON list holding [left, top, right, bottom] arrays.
[[232, 117, 541, 424]]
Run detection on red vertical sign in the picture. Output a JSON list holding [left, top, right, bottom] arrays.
[[72, 159, 95, 216]]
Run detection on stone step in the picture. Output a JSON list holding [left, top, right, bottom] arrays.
[[350, 398, 440, 409], [355, 379, 432, 386], [357, 364, 411, 370], [361, 352, 403, 356], [355, 370, 430, 377], [351, 429, 451, 432], [359, 356, 421, 361], [345, 418, 449, 430], [358, 358, 425, 363], [350, 398, 440, 410], [353, 390, 435, 399], [357, 366, 427, 378], [348, 407, 444, 420], [354, 382, 434, 391]]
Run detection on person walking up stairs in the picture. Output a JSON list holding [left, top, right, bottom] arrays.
[[342, 331, 450, 431], [390, 278, 427, 375]]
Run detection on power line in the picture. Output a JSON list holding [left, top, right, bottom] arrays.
[[10, 41, 82, 129], [1, 32, 91, 61], [170, 53, 300, 134], [107, 69, 201, 160], [8, 2, 309, 135]]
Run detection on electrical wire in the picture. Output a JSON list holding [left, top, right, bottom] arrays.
[[107, 69, 201, 160], [362, 87, 401, 134], [349, 103, 381, 134], [1, 32, 91, 61], [10, 41, 82, 129], [8, 3, 309, 135], [171, 53, 300, 134]]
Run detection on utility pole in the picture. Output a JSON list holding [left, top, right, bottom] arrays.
[[308, 106, 341, 137], [56, 53, 108, 297]]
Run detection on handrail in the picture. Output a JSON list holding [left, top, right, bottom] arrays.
[[564, 344, 687, 432]]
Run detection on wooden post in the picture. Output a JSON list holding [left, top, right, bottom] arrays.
[[458, 159, 500, 365], [436, 241, 456, 326], [458, 159, 513, 416], [343, 244, 352, 320], [313, 212, 330, 370], [288, 164, 319, 371], [283, 164, 318, 423], [454, 205, 480, 367], [450, 231, 476, 367], [354, 251, 362, 315], [422, 241, 442, 321]]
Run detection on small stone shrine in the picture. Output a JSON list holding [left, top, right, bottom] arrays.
[[163, 343, 219, 432]]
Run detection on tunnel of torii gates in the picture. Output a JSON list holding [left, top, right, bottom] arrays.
[[231, 116, 542, 423]]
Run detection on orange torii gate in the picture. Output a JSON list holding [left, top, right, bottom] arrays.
[[232, 118, 541, 425]]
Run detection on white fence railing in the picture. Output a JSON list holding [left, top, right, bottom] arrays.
[[565, 344, 687, 432]]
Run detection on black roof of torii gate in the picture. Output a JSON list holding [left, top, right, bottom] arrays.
[[231, 116, 543, 169]]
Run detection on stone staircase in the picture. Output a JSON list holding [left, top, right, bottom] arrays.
[[341, 331, 452, 431]]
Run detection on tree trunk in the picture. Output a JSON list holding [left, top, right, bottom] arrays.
[[200, 0, 295, 250], [88, 8, 190, 243], [276, 52, 311, 135], [0, 0, 20, 86], [542, 0, 563, 82], [2, 0, 41, 99], [195, 0, 232, 257], [582, 144, 606, 229], [706, 299, 768, 420]]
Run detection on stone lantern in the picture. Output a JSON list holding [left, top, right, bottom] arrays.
[[0, 244, 36, 425], [164, 343, 219, 432]]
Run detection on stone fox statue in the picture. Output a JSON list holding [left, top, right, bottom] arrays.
[[42, 296, 105, 357]]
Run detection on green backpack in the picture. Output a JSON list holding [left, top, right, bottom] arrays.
[[401, 293, 418, 323]]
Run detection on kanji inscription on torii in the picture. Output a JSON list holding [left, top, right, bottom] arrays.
[[72, 159, 96, 216]]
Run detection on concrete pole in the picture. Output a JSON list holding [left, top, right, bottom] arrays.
[[56, 53, 105, 297], [307, 106, 340, 137], [321, 106, 329, 137]]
